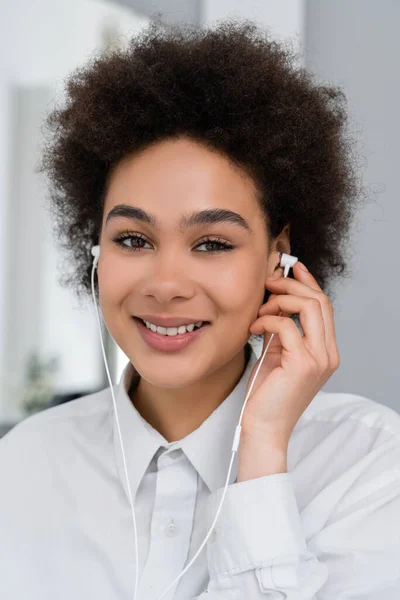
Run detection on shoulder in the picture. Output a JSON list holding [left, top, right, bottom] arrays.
[[0, 386, 113, 467], [0, 387, 116, 560], [0, 386, 115, 531], [291, 390, 400, 515], [301, 389, 400, 438], [294, 389, 400, 466]]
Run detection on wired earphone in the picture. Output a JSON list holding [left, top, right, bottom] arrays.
[[90, 244, 298, 600]]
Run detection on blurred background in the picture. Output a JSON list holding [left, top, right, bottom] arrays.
[[0, 0, 398, 437]]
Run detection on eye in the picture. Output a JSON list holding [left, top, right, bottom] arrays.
[[112, 232, 151, 251], [195, 237, 234, 254], [112, 231, 235, 254]]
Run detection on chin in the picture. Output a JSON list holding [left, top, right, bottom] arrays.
[[133, 362, 206, 389]]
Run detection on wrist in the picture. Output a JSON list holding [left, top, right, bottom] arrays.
[[237, 433, 288, 482], [240, 420, 290, 452]]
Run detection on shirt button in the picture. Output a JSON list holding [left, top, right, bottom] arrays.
[[165, 519, 178, 537]]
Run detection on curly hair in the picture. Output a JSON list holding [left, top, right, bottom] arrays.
[[39, 18, 365, 326]]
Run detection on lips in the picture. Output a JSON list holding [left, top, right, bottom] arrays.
[[133, 316, 210, 352]]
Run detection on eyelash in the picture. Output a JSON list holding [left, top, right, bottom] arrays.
[[112, 231, 235, 254]]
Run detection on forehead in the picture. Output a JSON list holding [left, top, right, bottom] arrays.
[[103, 137, 263, 223]]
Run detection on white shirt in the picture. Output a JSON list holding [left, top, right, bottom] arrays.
[[1, 344, 400, 599]]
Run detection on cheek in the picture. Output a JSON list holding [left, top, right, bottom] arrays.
[[97, 258, 133, 311], [210, 262, 263, 315]]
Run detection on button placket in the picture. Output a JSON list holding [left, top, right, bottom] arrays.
[[136, 452, 198, 600]]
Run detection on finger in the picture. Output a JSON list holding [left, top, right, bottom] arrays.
[[260, 295, 327, 361], [291, 263, 340, 367], [250, 313, 306, 360], [264, 275, 321, 299], [293, 261, 323, 292], [264, 261, 323, 297], [264, 270, 339, 368], [261, 298, 297, 327]]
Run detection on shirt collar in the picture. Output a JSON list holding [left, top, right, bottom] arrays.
[[112, 344, 259, 501]]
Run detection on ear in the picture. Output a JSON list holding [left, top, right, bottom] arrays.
[[268, 224, 291, 280]]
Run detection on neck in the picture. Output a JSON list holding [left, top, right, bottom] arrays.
[[130, 343, 251, 442]]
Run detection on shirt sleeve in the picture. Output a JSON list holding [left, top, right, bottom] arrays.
[[200, 472, 328, 599], [189, 432, 400, 599]]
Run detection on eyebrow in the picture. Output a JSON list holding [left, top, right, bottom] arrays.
[[105, 204, 252, 233]]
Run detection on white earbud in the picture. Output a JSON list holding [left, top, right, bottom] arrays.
[[91, 245, 100, 266], [278, 252, 298, 277]]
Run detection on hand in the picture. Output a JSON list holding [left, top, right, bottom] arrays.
[[242, 261, 340, 448]]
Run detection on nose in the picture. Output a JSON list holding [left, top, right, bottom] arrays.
[[139, 254, 197, 303]]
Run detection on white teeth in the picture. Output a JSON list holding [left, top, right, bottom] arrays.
[[143, 320, 205, 336]]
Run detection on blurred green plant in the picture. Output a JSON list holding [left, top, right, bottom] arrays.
[[18, 352, 60, 416]]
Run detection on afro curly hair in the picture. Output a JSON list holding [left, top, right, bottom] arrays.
[[39, 18, 364, 334]]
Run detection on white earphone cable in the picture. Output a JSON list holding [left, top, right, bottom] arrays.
[[91, 262, 140, 600], [90, 249, 296, 600]]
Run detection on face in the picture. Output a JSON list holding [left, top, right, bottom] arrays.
[[98, 136, 281, 388]]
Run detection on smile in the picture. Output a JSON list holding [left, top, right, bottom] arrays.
[[133, 317, 210, 352]]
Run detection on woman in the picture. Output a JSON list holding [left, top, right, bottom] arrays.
[[1, 19, 399, 600]]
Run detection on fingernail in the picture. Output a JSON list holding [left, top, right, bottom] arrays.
[[299, 262, 308, 271]]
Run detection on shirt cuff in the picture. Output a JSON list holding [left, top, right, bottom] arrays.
[[205, 472, 307, 578]]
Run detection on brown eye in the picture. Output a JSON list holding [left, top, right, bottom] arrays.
[[195, 238, 234, 253], [112, 232, 151, 251]]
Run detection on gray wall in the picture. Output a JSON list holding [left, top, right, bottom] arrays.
[[305, 0, 400, 411]]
